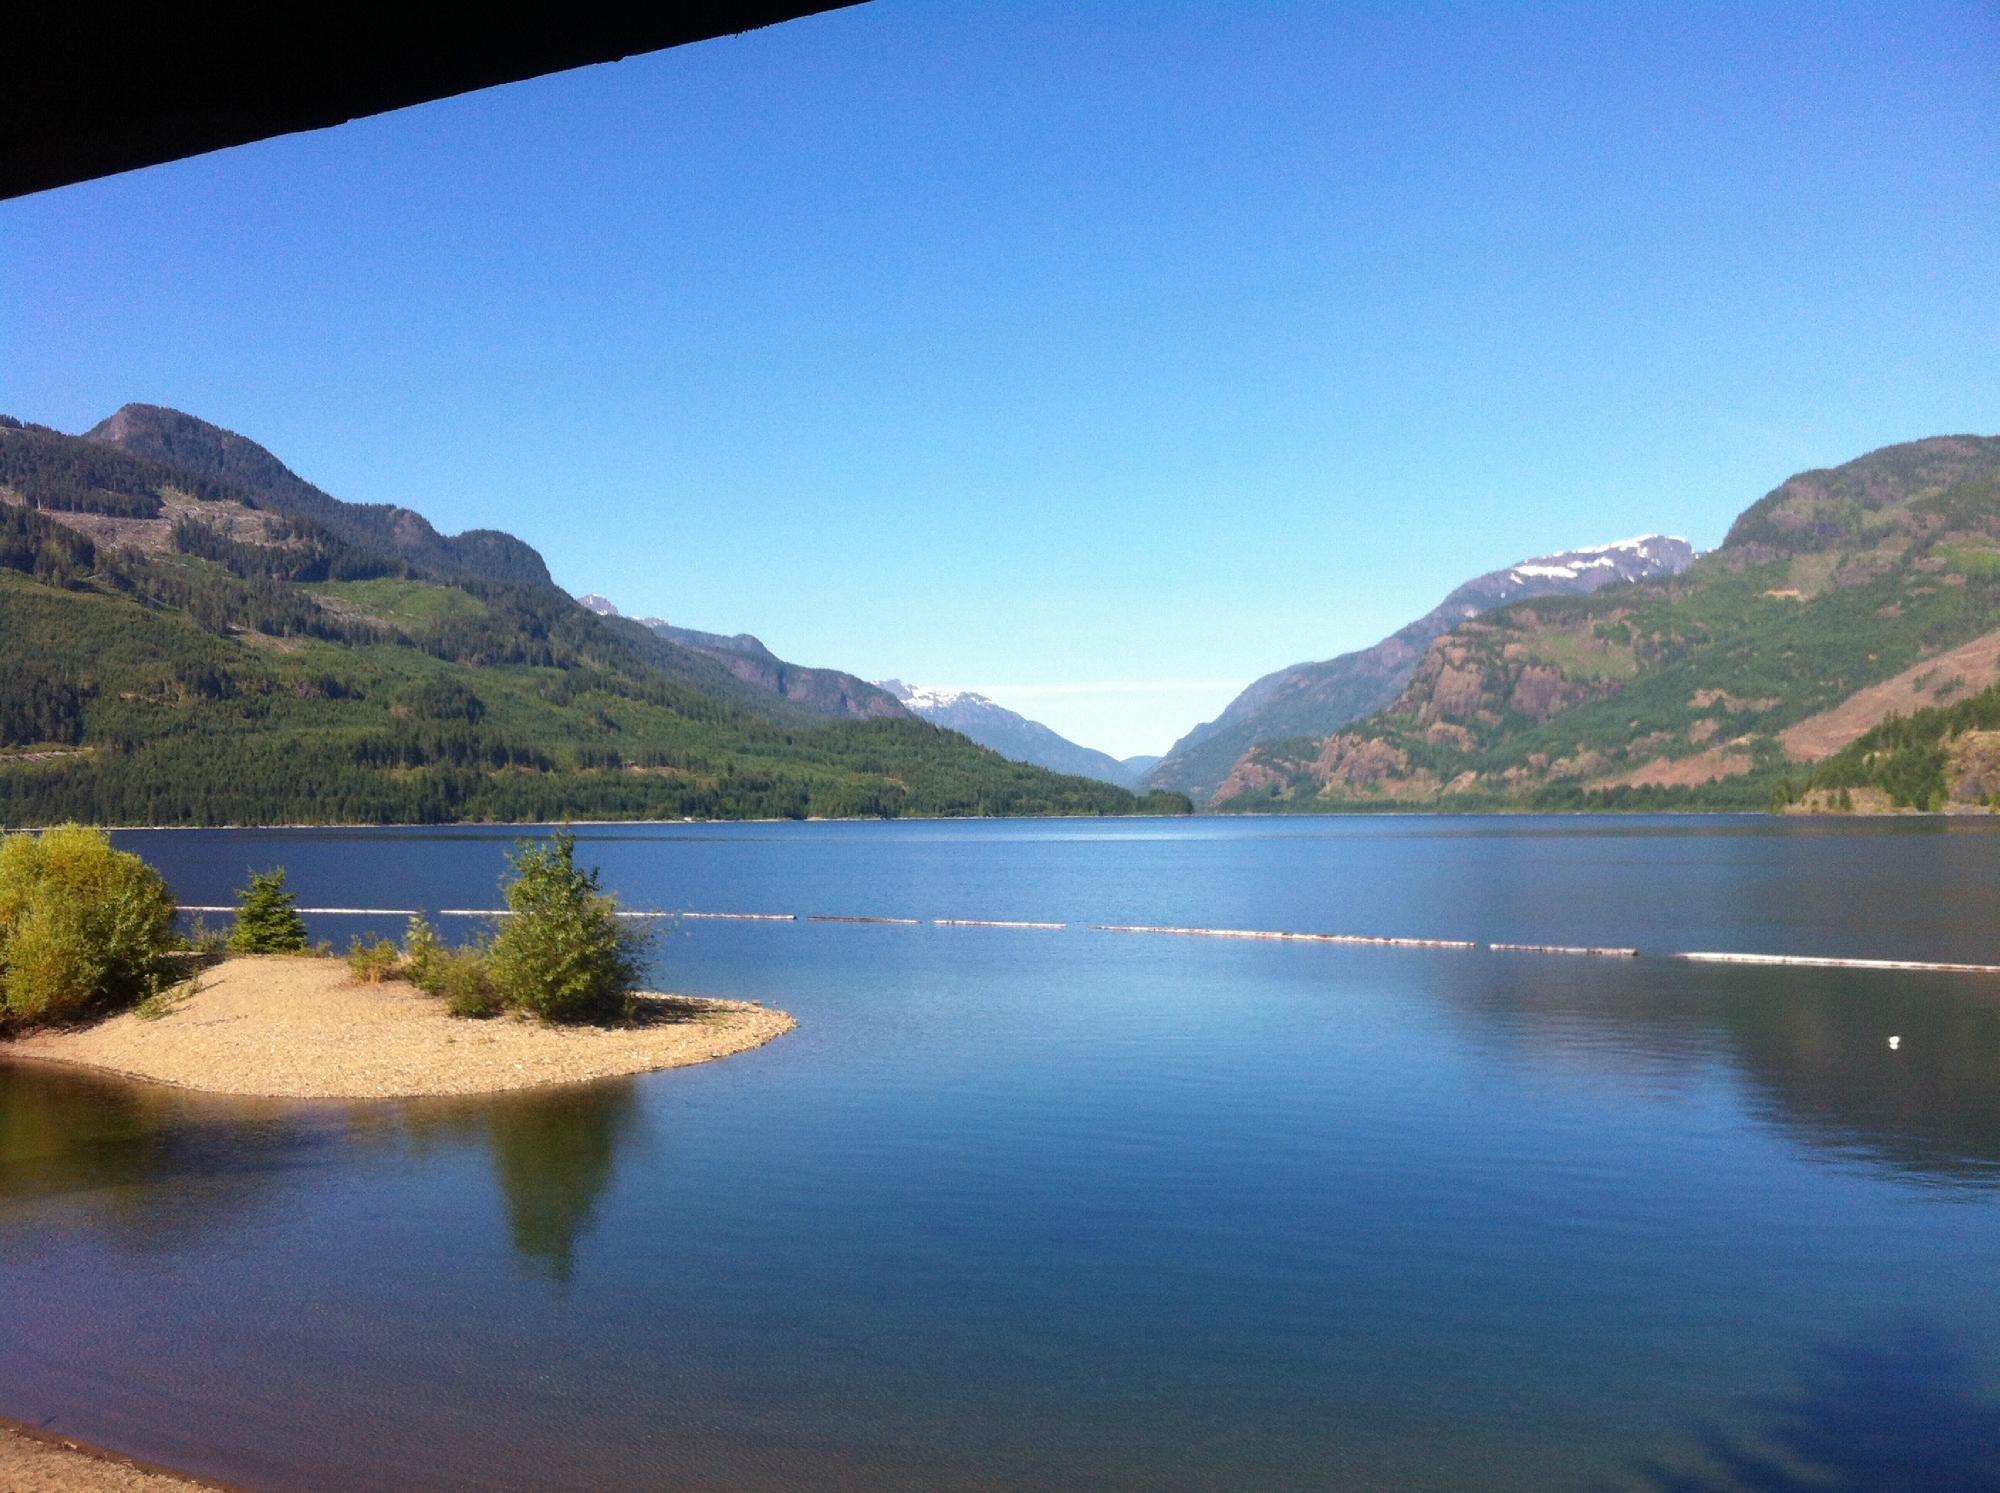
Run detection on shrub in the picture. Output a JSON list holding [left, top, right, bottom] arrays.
[[488, 832, 643, 1022], [229, 868, 308, 953], [401, 917, 500, 1018], [180, 913, 228, 955], [0, 823, 178, 1028], [425, 947, 504, 1019], [402, 914, 443, 985], [345, 934, 403, 984]]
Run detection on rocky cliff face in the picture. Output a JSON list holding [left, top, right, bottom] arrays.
[[1146, 535, 1697, 802], [878, 681, 1144, 787], [1212, 436, 2000, 812]]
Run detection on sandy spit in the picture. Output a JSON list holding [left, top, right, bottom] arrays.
[[5, 956, 794, 1100], [0, 1421, 219, 1492]]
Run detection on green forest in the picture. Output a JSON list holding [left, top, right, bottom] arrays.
[[0, 411, 1190, 826], [1212, 435, 2000, 814]]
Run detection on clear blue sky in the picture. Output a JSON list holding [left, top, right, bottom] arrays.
[[5, 1, 1996, 758]]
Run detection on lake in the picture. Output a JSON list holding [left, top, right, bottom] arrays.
[[4, 815, 1999, 1489]]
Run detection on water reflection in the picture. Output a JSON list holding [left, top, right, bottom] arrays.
[[0, 1061, 647, 1278], [1430, 959, 2000, 1186], [1631, 1326, 2000, 1491], [0, 1062, 327, 1248], [1708, 979, 2000, 1185], [402, 1080, 642, 1280]]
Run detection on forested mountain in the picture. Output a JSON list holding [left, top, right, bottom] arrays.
[[877, 681, 1144, 787], [576, 593, 907, 721], [0, 410, 1191, 825], [1146, 537, 1695, 802], [1213, 436, 2000, 813], [87, 405, 552, 585]]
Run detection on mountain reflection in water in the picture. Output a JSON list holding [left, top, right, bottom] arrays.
[[4, 818, 1999, 1491]]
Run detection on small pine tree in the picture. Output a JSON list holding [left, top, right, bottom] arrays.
[[229, 868, 309, 953], [489, 832, 643, 1022]]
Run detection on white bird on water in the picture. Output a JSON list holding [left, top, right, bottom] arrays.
[[1888, 1035, 1901, 1050]]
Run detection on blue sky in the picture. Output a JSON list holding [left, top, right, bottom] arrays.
[[4, 1, 1996, 758]]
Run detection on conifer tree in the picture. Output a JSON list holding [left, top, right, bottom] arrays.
[[229, 868, 309, 953], [489, 832, 641, 1022]]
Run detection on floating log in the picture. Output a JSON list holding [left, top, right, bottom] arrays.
[[1491, 942, 1640, 958], [1091, 924, 1478, 950], [440, 908, 793, 921], [934, 918, 1067, 930], [1673, 951, 2000, 975], [808, 914, 921, 926], [181, 905, 419, 916]]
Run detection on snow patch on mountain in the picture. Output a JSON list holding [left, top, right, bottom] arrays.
[[876, 680, 1145, 788], [883, 682, 984, 713], [1507, 535, 1694, 585]]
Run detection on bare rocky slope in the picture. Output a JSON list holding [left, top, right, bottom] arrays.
[[1213, 436, 2000, 812], [1146, 536, 1696, 802]]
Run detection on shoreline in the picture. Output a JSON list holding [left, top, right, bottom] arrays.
[[0, 962, 795, 1488], [82, 811, 1200, 831], [4, 957, 795, 1101], [0, 1415, 223, 1492], [50, 806, 1996, 832]]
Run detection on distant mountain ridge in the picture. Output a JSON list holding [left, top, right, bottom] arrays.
[[0, 407, 1188, 824], [1146, 535, 1697, 801], [1213, 435, 2000, 813], [878, 681, 1145, 787], [574, 593, 906, 721]]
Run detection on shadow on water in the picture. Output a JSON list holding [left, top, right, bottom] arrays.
[[1627, 1326, 2000, 1492], [402, 1079, 643, 1281]]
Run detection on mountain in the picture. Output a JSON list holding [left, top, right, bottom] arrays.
[[1121, 754, 1162, 776], [878, 681, 1145, 788], [575, 594, 906, 721], [86, 404, 552, 585], [0, 409, 1191, 825], [1787, 679, 2000, 813], [1146, 536, 1697, 802], [1212, 435, 2000, 813]]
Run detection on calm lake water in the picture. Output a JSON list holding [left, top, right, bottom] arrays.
[[4, 816, 2000, 1490]]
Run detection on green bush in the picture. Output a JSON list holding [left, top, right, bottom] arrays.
[[0, 823, 178, 1028], [401, 916, 502, 1018], [402, 914, 443, 985], [228, 867, 308, 953], [345, 934, 403, 984], [488, 832, 643, 1023], [425, 946, 504, 1019], [180, 913, 228, 955]]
